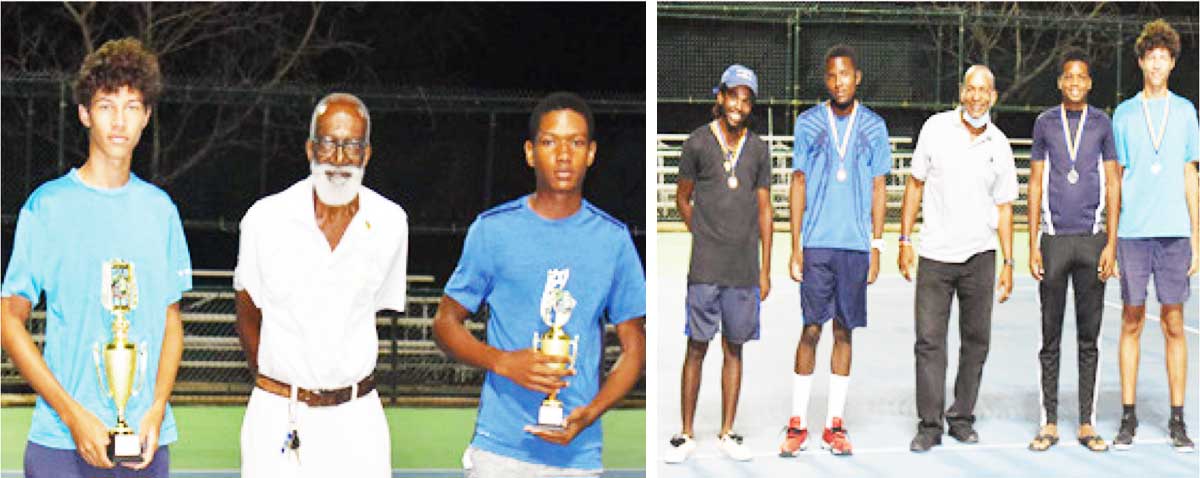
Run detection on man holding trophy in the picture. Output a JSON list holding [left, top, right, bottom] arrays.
[[433, 92, 646, 478], [1, 38, 191, 477], [233, 93, 408, 477]]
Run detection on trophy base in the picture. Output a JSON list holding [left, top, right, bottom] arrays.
[[108, 432, 143, 464], [535, 403, 564, 429]]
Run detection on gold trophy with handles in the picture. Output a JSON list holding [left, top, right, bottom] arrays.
[[92, 259, 146, 463], [530, 270, 580, 431]]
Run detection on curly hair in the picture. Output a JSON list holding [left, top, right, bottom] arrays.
[[73, 37, 163, 107], [1058, 46, 1090, 76], [1135, 19, 1180, 60]]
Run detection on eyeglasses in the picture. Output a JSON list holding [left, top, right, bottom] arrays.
[[312, 137, 367, 163]]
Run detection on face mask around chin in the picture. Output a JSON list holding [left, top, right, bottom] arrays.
[[963, 110, 990, 128], [310, 162, 364, 206]]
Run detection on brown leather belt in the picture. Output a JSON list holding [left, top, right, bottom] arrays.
[[255, 373, 376, 407]]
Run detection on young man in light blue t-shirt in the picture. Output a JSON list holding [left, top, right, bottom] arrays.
[[1110, 19, 1199, 453], [432, 92, 646, 477], [0, 38, 191, 477], [781, 44, 890, 457]]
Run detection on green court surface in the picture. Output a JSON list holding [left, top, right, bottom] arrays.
[[0, 406, 645, 471]]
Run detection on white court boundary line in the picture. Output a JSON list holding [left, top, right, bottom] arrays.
[[675, 438, 1177, 460], [1103, 301, 1200, 335]]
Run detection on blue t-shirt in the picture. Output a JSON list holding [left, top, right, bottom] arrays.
[[1113, 91, 1200, 238], [1, 169, 192, 450], [444, 196, 645, 470], [1029, 105, 1118, 235], [792, 103, 891, 251]]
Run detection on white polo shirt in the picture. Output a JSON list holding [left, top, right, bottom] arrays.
[[234, 178, 408, 389], [911, 107, 1019, 263]]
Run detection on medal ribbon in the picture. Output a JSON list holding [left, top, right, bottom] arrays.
[[1058, 104, 1087, 170], [825, 100, 859, 167], [709, 120, 747, 178], [1139, 94, 1170, 154]]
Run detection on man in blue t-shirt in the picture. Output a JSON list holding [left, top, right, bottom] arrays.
[[780, 44, 890, 457], [1025, 48, 1120, 453], [432, 92, 646, 477], [1110, 19, 1199, 453], [1, 38, 191, 478]]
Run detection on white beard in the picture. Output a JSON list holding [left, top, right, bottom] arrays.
[[310, 162, 364, 206]]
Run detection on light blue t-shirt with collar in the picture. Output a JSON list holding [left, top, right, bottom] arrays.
[[1, 168, 192, 450], [1113, 91, 1200, 238]]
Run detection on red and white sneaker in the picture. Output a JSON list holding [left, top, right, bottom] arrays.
[[821, 417, 853, 455], [779, 416, 809, 457]]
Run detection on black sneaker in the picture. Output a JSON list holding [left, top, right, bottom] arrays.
[[1169, 417, 1195, 453], [910, 432, 942, 452], [1113, 416, 1137, 451]]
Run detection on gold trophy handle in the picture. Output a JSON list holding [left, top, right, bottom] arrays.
[[131, 342, 148, 398], [568, 335, 580, 370], [92, 343, 113, 402]]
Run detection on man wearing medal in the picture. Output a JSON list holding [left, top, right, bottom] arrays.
[[779, 44, 890, 457], [1025, 47, 1120, 453], [1109, 19, 1199, 452], [664, 64, 774, 463], [899, 65, 1019, 452], [234, 93, 408, 476], [432, 92, 646, 477], [1, 38, 191, 476]]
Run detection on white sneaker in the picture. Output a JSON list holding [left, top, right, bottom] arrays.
[[664, 434, 696, 463], [719, 432, 753, 461]]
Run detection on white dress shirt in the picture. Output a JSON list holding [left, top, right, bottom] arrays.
[[234, 178, 408, 388]]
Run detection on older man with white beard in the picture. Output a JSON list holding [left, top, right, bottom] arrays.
[[233, 93, 409, 477]]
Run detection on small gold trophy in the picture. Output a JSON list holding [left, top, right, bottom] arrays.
[[92, 259, 145, 463], [530, 285, 580, 431]]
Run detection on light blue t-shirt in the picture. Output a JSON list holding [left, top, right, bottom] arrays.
[[1, 169, 192, 450], [444, 196, 646, 470], [1113, 91, 1200, 238], [793, 103, 892, 251]]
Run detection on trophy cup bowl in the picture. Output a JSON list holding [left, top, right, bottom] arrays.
[[531, 326, 579, 431], [100, 337, 143, 463]]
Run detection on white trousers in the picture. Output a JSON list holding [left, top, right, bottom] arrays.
[[240, 387, 391, 478]]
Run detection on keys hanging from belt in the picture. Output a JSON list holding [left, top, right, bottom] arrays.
[[282, 384, 302, 465]]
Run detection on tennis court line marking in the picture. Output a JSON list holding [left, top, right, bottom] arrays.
[[676, 437, 1176, 460], [1103, 301, 1200, 335]]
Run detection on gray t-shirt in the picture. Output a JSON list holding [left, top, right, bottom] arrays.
[[678, 122, 772, 287]]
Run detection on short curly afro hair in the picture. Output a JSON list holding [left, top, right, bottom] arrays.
[[1135, 19, 1180, 60], [74, 37, 163, 107]]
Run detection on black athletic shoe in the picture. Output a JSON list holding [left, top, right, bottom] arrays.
[[910, 432, 941, 452], [1113, 416, 1137, 451], [1169, 417, 1195, 453]]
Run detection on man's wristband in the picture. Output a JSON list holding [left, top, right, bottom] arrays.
[[1003, 258, 1014, 267], [871, 238, 886, 251], [898, 234, 912, 247]]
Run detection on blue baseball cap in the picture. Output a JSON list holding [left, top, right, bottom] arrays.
[[714, 64, 758, 96]]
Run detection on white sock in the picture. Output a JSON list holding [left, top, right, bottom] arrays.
[[826, 373, 850, 428], [792, 374, 812, 425]]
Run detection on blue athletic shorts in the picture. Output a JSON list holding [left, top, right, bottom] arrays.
[[24, 441, 169, 478], [685, 283, 760, 344], [800, 248, 869, 329], [1117, 237, 1193, 306]]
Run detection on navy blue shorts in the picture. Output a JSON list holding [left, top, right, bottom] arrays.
[[800, 248, 869, 329], [24, 441, 170, 478], [1118, 237, 1193, 306], [685, 283, 761, 344]]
